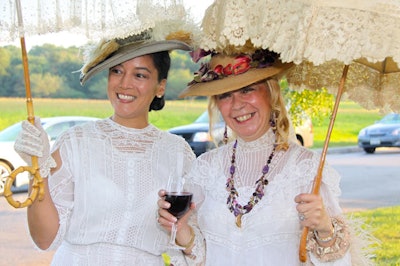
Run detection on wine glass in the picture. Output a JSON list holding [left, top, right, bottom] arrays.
[[164, 174, 193, 248]]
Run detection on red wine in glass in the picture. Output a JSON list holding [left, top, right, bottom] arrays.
[[165, 191, 193, 219]]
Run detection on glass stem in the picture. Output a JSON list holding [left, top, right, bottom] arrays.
[[169, 222, 177, 245]]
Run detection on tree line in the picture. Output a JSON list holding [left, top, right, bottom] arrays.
[[0, 44, 199, 100], [0, 44, 334, 125]]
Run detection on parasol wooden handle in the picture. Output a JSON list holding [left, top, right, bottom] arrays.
[[4, 165, 45, 208], [3, 102, 45, 208], [299, 170, 323, 261], [3, 1, 46, 209], [299, 65, 349, 262]]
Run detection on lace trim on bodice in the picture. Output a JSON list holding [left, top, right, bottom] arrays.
[[47, 118, 195, 264]]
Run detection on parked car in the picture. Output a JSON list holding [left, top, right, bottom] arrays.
[[168, 111, 314, 157], [357, 113, 400, 154], [0, 116, 99, 195]]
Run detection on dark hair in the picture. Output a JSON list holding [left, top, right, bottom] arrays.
[[148, 51, 170, 111]]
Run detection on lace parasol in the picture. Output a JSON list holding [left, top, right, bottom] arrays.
[[0, 0, 196, 42], [199, 0, 400, 113]]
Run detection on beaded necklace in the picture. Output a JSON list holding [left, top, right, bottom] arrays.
[[226, 139, 276, 228]]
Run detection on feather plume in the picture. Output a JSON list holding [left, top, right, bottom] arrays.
[[81, 40, 119, 75]]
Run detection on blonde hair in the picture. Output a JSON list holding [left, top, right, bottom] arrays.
[[208, 78, 290, 151]]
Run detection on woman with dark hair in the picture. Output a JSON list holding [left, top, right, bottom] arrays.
[[13, 29, 196, 265]]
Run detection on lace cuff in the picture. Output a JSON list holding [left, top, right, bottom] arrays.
[[307, 216, 351, 262], [39, 156, 57, 178], [183, 225, 205, 265]]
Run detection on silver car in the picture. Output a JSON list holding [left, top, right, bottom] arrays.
[[358, 113, 400, 153], [0, 116, 99, 195]]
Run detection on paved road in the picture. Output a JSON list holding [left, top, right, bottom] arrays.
[[0, 192, 54, 266], [325, 147, 400, 212]]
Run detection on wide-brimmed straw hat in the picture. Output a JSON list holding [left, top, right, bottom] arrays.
[[179, 49, 293, 98], [80, 30, 192, 85]]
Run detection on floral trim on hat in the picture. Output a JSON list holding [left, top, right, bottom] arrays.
[[188, 49, 279, 85]]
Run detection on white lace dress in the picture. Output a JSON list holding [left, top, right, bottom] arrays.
[[45, 118, 195, 266], [186, 129, 351, 266]]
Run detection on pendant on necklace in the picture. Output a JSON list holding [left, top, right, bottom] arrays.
[[235, 213, 243, 228]]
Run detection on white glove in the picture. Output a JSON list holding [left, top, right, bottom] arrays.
[[14, 117, 56, 178]]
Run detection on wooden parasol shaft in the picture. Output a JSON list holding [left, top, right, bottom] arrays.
[[299, 65, 350, 262], [4, 0, 44, 208], [20, 35, 35, 125]]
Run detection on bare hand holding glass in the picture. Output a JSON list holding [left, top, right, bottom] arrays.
[[161, 175, 193, 249]]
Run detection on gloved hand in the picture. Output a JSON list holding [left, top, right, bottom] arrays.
[[14, 117, 56, 178]]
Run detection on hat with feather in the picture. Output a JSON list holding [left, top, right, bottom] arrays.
[[79, 1, 198, 85]]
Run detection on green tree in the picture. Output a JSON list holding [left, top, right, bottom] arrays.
[[30, 73, 63, 97], [0, 48, 11, 76], [280, 79, 334, 127], [0, 43, 334, 127], [81, 70, 108, 99], [166, 68, 193, 99], [0, 46, 24, 97]]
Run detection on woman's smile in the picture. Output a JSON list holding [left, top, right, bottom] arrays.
[[117, 93, 136, 102], [234, 113, 254, 123]]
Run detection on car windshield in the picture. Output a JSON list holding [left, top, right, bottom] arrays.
[[0, 122, 22, 141], [194, 111, 210, 123], [194, 111, 224, 124], [379, 113, 400, 124], [0, 120, 49, 141]]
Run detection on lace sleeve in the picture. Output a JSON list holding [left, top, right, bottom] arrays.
[[179, 154, 217, 265], [307, 216, 351, 263], [183, 213, 206, 266], [302, 152, 353, 264], [45, 142, 75, 250], [166, 213, 206, 266]]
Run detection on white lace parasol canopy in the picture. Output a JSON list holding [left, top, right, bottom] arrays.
[[199, 0, 400, 113], [0, 0, 195, 42]]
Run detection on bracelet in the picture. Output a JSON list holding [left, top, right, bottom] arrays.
[[314, 219, 337, 243], [175, 226, 195, 249]]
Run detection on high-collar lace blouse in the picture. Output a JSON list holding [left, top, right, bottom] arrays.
[[46, 118, 195, 266], [186, 129, 351, 265]]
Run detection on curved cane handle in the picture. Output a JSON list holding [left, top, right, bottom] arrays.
[[4, 164, 44, 208]]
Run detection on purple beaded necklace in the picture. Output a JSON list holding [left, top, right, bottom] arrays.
[[226, 140, 276, 228]]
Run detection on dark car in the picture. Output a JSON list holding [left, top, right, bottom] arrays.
[[357, 113, 400, 153], [169, 111, 313, 157]]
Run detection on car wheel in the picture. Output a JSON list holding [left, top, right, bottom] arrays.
[[0, 161, 13, 195], [364, 147, 376, 154]]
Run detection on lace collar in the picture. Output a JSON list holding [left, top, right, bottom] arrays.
[[236, 128, 276, 151], [103, 117, 158, 135]]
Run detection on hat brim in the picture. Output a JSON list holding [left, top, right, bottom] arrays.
[[81, 40, 191, 85], [179, 61, 294, 98]]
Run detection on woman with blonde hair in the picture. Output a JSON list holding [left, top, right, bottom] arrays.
[[157, 48, 352, 265]]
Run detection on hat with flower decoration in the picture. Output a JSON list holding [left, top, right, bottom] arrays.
[[179, 41, 293, 98]]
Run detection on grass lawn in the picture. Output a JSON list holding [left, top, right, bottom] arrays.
[[311, 101, 383, 148], [0, 97, 207, 132], [350, 206, 400, 265]]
